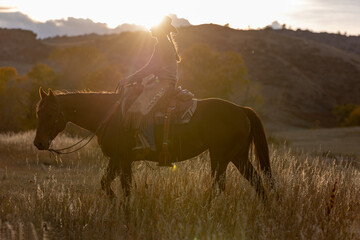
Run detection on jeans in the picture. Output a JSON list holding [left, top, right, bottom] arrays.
[[142, 123, 156, 151]]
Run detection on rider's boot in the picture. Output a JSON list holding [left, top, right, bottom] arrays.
[[143, 124, 172, 167], [142, 124, 156, 152], [132, 130, 151, 158]]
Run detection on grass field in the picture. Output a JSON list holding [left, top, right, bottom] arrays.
[[273, 126, 360, 159], [0, 131, 359, 239]]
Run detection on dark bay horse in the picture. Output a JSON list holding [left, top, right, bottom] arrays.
[[34, 88, 273, 199]]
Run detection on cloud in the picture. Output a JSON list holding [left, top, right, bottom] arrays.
[[168, 14, 191, 27], [0, 6, 14, 12], [287, 0, 360, 34], [268, 21, 282, 30], [0, 11, 37, 29], [0, 11, 192, 38], [0, 11, 147, 38]]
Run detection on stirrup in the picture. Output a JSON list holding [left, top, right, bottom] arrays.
[[157, 143, 172, 167], [132, 132, 151, 152]]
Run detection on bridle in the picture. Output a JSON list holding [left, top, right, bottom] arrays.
[[45, 79, 137, 155], [48, 103, 65, 142], [47, 94, 122, 155], [45, 100, 93, 155]]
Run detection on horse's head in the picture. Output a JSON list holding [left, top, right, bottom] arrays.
[[34, 88, 66, 150]]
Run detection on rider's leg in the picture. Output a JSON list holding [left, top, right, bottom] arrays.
[[132, 128, 150, 152], [157, 83, 176, 167], [142, 123, 156, 151]]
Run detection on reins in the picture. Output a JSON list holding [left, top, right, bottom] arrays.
[[48, 132, 96, 155], [47, 86, 125, 155]]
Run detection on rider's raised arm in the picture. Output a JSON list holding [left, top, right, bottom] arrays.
[[125, 46, 161, 84]]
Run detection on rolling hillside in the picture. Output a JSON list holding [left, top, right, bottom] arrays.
[[0, 28, 51, 73], [1, 25, 360, 128], [177, 25, 360, 128]]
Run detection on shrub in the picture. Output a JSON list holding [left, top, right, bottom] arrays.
[[332, 103, 358, 126], [343, 106, 360, 126]]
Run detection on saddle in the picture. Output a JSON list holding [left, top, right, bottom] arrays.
[[120, 82, 197, 126], [119, 81, 197, 165], [154, 87, 197, 125]]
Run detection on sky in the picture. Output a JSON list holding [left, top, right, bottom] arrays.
[[0, 0, 359, 37]]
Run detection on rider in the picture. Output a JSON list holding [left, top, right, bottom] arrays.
[[119, 16, 181, 165]]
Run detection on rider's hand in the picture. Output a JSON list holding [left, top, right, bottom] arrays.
[[119, 79, 129, 88]]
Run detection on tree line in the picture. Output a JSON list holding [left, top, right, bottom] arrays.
[[0, 42, 259, 132]]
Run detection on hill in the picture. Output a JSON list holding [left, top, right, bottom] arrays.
[[280, 29, 360, 56], [1, 26, 360, 128], [0, 28, 51, 73], [177, 25, 360, 128]]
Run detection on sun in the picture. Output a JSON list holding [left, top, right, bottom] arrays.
[[138, 15, 165, 30], [107, 15, 166, 30], [101, 3, 169, 30]]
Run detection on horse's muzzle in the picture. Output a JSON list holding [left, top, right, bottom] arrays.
[[33, 138, 50, 150]]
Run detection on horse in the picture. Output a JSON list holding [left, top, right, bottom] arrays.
[[34, 87, 274, 199]]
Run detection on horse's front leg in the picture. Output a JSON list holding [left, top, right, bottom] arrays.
[[119, 161, 133, 197], [101, 159, 118, 198]]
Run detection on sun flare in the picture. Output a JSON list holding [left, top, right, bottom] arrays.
[[1, 0, 359, 35], [106, 14, 165, 30]]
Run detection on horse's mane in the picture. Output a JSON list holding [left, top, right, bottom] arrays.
[[54, 89, 114, 96], [36, 90, 116, 116]]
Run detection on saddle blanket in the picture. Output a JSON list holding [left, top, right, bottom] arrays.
[[154, 98, 197, 125], [120, 75, 198, 126]]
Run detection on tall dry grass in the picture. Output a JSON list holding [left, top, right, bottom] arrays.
[[0, 131, 359, 239]]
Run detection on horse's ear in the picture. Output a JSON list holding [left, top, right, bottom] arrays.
[[39, 87, 48, 99], [48, 89, 55, 98]]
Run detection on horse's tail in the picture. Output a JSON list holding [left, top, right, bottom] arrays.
[[242, 107, 272, 179]]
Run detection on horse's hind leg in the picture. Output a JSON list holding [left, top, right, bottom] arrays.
[[232, 152, 266, 199], [119, 161, 132, 197], [209, 149, 230, 192]]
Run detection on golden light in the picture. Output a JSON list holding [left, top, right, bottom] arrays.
[[4, 0, 171, 29], [135, 15, 165, 30], [3, 0, 359, 35], [94, 1, 169, 29]]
